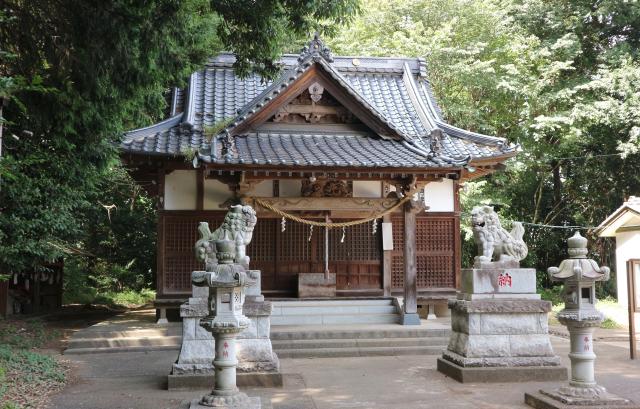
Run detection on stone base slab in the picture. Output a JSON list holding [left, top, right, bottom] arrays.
[[437, 358, 568, 383], [449, 298, 552, 314], [401, 312, 421, 325], [442, 350, 562, 368], [298, 273, 336, 298], [169, 372, 283, 390], [188, 396, 267, 409], [525, 391, 640, 409]]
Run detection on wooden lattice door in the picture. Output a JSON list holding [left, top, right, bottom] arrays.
[[321, 221, 382, 291], [159, 212, 383, 297], [390, 213, 458, 291]]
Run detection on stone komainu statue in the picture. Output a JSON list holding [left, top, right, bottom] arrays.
[[194, 204, 257, 271], [471, 205, 528, 265]]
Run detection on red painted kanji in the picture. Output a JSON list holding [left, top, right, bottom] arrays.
[[498, 273, 512, 288]]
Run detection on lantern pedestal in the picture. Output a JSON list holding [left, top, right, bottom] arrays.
[[438, 268, 567, 383], [170, 275, 281, 390], [189, 328, 263, 409], [525, 232, 639, 409], [525, 314, 639, 409], [185, 238, 262, 409]]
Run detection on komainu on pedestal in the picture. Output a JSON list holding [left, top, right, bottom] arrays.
[[170, 205, 281, 391], [437, 206, 567, 383]]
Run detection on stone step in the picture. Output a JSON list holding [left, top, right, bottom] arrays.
[[66, 335, 182, 351], [270, 313, 399, 326], [271, 299, 394, 307], [275, 345, 445, 358], [270, 298, 401, 326], [272, 336, 449, 350], [64, 344, 181, 355], [273, 304, 397, 316], [71, 328, 172, 339], [270, 327, 449, 340]]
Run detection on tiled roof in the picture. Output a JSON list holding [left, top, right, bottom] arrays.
[[122, 35, 516, 169], [212, 132, 495, 168]]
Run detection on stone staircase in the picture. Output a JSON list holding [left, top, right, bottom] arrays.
[[64, 309, 182, 355], [270, 298, 400, 326], [268, 298, 449, 358], [64, 301, 451, 358], [271, 325, 449, 358]]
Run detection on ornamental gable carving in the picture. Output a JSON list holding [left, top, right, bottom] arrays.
[[269, 87, 359, 125]]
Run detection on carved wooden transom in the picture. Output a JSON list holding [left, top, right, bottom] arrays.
[[301, 179, 353, 197], [270, 86, 361, 124]]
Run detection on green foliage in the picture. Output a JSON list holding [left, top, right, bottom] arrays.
[[0, 320, 66, 408], [212, 0, 360, 77], [601, 316, 621, 329], [0, 319, 59, 349], [0, 345, 65, 408], [204, 117, 235, 141], [539, 284, 564, 306], [331, 0, 640, 296], [63, 286, 155, 308]]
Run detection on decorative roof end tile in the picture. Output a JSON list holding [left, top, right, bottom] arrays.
[[298, 32, 334, 64]]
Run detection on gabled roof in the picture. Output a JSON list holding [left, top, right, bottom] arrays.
[[121, 34, 516, 171], [596, 196, 640, 237]]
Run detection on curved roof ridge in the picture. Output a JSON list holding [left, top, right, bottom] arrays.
[[435, 120, 511, 147], [123, 114, 183, 140]]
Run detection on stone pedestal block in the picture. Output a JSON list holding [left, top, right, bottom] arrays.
[[298, 273, 336, 298], [170, 277, 280, 390], [461, 268, 537, 295], [438, 292, 567, 383]]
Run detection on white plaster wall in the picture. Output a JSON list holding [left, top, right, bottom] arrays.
[[424, 179, 454, 212], [203, 179, 231, 210], [615, 231, 640, 306], [279, 180, 301, 197], [165, 170, 197, 210], [353, 181, 381, 198], [248, 180, 273, 197]]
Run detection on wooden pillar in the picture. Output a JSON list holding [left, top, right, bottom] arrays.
[[382, 214, 392, 297], [454, 180, 462, 289], [155, 168, 166, 324], [402, 200, 423, 325]]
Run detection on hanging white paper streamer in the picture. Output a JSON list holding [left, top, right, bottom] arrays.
[[372, 218, 378, 235], [341, 227, 346, 243], [308, 225, 313, 242], [281, 217, 286, 232]]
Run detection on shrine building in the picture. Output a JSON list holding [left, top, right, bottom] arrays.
[[121, 36, 516, 321]]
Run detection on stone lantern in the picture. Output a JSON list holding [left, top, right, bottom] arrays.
[[188, 239, 261, 409], [525, 232, 638, 409]]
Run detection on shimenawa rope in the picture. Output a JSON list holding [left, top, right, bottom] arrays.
[[250, 186, 422, 228]]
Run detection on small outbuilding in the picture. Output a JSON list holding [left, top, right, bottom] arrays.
[[596, 196, 640, 308]]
